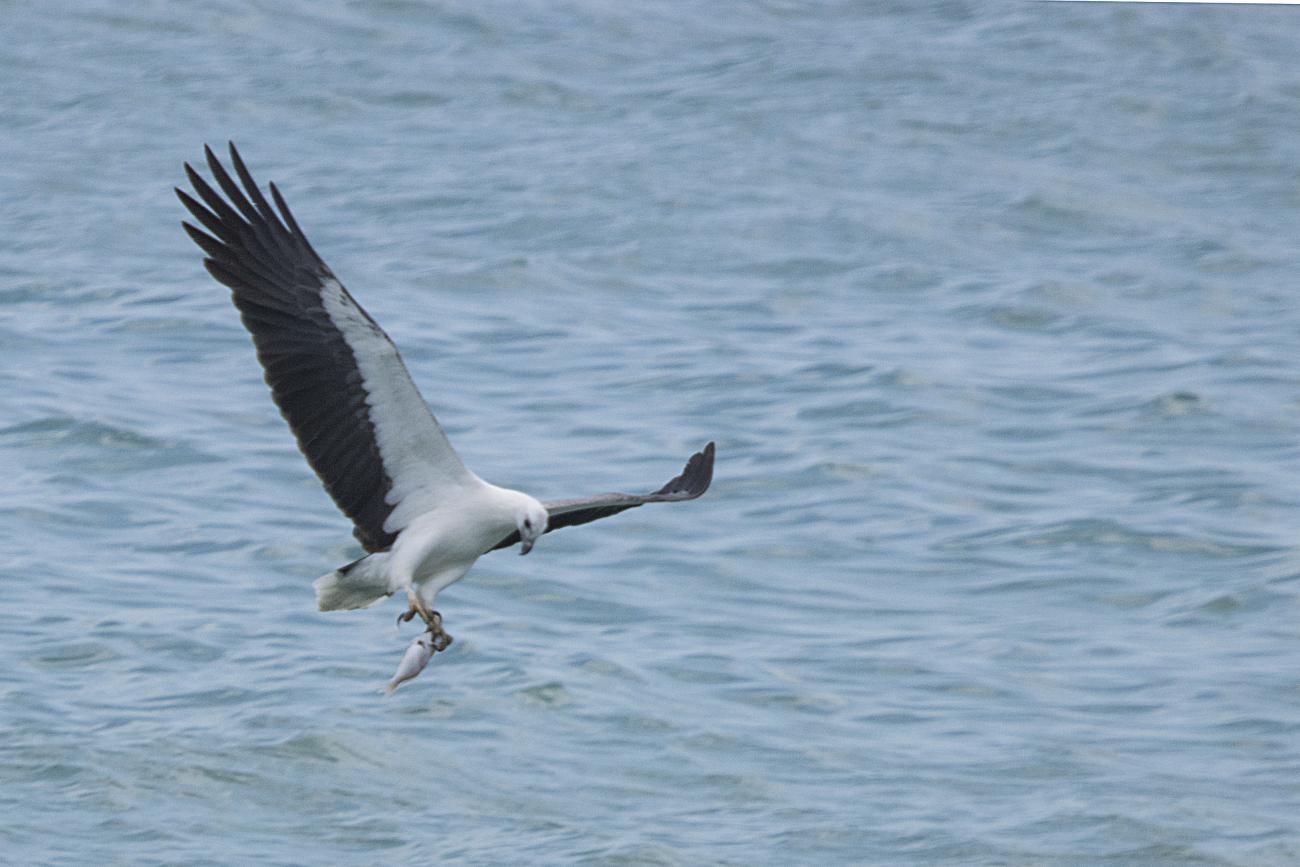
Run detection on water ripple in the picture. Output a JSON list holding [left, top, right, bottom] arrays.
[[4, 2, 1300, 864]]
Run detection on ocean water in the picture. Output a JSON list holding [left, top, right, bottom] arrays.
[[4, 1, 1300, 864]]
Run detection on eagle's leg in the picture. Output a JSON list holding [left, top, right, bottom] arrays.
[[398, 592, 453, 652], [397, 588, 434, 626]]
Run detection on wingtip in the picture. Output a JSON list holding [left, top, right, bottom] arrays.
[[661, 440, 715, 499], [693, 441, 716, 495]]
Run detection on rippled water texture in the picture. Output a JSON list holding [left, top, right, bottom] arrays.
[[4, 2, 1300, 864]]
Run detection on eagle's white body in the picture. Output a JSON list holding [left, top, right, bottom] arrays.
[[314, 483, 541, 612]]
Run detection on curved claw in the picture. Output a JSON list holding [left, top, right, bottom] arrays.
[[397, 602, 446, 636]]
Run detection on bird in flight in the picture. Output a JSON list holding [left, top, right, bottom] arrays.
[[176, 143, 715, 667]]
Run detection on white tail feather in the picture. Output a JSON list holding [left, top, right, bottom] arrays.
[[314, 552, 393, 611]]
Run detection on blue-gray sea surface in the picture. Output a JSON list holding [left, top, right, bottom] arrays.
[[3, 2, 1300, 864]]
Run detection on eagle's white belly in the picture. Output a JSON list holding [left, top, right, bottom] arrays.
[[387, 486, 520, 604]]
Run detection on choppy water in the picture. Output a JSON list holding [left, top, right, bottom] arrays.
[[4, 2, 1300, 864]]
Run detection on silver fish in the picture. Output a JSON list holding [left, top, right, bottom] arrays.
[[385, 631, 437, 694]]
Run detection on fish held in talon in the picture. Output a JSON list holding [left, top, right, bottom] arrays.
[[177, 142, 716, 684], [386, 631, 437, 694]]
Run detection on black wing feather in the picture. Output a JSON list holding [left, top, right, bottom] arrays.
[[177, 142, 399, 552], [490, 442, 715, 551]]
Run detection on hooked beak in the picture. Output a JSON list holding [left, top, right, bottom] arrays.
[[519, 537, 534, 555]]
